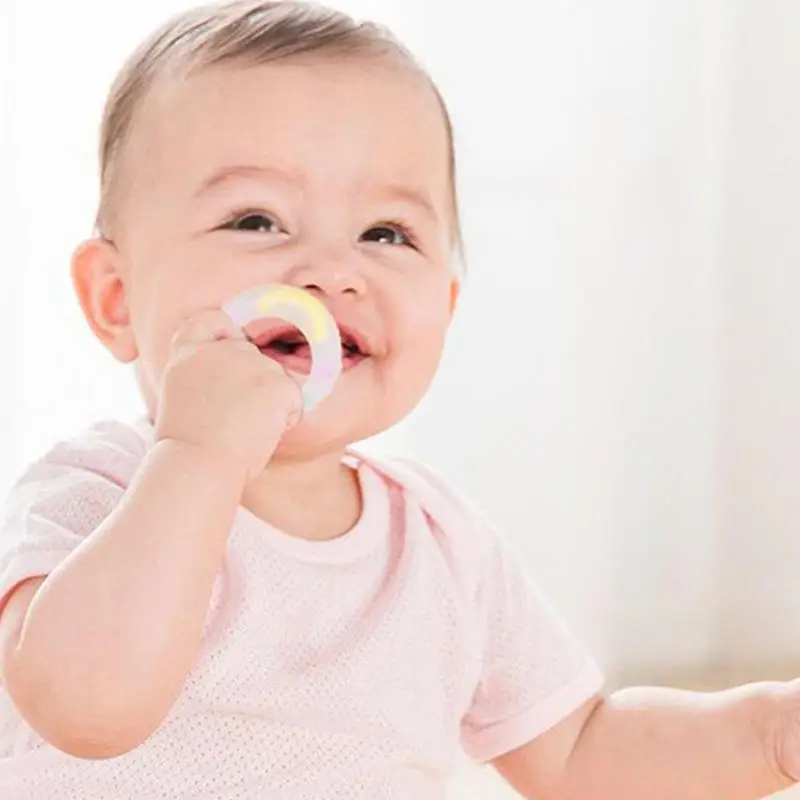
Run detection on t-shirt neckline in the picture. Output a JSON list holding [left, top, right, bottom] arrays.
[[234, 461, 390, 564]]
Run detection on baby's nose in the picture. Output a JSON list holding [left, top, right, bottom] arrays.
[[289, 261, 366, 297]]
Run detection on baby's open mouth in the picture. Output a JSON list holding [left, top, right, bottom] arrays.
[[249, 322, 368, 375]]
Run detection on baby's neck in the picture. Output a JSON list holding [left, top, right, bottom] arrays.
[[241, 452, 362, 542]]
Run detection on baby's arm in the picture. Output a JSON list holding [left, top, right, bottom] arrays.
[[0, 440, 245, 759], [439, 483, 800, 799], [494, 682, 797, 799], [0, 311, 301, 759]]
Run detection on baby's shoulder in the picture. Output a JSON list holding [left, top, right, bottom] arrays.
[[11, 418, 149, 494], [358, 451, 504, 562]]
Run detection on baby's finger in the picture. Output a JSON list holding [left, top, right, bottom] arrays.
[[172, 309, 247, 348]]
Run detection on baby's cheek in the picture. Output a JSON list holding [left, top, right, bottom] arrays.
[[392, 312, 448, 393], [406, 301, 450, 349], [133, 312, 179, 394]]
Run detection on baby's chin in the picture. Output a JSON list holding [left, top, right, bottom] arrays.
[[271, 401, 395, 461]]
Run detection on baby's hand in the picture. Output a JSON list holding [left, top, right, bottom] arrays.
[[767, 678, 800, 784], [155, 310, 303, 483]]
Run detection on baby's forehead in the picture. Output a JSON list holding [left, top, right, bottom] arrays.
[[127, 57, 454, 210], [141, 58, 448, 157]]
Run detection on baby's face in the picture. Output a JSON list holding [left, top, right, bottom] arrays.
[[97, 58, 457, 454]]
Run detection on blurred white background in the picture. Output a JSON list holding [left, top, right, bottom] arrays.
[[2, 1, 800, 796]]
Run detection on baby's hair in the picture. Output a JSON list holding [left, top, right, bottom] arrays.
[[96, 0, 464, 267]]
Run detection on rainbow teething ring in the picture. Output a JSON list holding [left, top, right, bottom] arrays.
[[222, 284, 342, 411]]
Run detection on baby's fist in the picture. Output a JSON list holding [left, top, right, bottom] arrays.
[[155, 310, 303, 483]]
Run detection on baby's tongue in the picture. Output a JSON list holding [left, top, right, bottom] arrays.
[[244, 318, 313, 376], [263, 342, 312, 375]]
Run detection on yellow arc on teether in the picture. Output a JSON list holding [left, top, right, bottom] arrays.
[[255, 286, 327, 343]]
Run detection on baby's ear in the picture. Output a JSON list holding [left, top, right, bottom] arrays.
[[449, 279, 460, 315], [71, 238, 138, 363]]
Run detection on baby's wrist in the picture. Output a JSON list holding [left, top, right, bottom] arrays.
[[151, 436, 251, 494]]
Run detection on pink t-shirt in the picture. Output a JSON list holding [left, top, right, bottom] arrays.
[[0, 420, 602, 799]]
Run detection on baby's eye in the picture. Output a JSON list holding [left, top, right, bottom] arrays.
[[360, 224, 414, 248], [223, 213, 281, 234]]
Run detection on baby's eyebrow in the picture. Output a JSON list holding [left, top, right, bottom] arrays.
[[194, 164, 304, 197], [193, 164, 441, 224], [376, 184, 441, 225]]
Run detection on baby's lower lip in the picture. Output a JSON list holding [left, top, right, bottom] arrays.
[[259, 345, 366, 374]]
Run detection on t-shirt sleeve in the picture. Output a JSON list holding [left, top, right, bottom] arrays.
[[0, 421, 145, 612], [459, 518, 604, 764]]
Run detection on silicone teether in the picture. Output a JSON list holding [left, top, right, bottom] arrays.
[[223, 284, 342, 411]]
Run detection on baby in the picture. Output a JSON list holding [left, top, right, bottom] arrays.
[[0, 2, 799, 798]]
